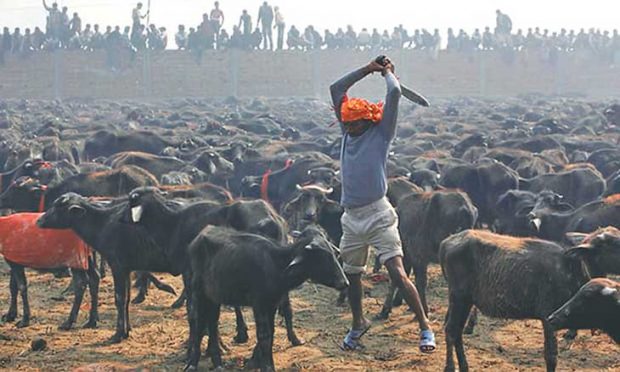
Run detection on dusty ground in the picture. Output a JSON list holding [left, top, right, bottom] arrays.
[[0, 259, 618, 372]]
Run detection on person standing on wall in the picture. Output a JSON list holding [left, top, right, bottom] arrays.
[[274, 6, 285, 50], [210, 1, 225, 48], [131, 2, 149, 42], [238, 9, 252, 49], [257, 1, 274, 50]]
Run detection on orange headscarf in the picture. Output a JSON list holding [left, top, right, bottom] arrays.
[[340, 95, 384, 124]]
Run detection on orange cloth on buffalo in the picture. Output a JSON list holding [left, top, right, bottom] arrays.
[[340, 95, 384, 123], [0, 213, 90, 270]]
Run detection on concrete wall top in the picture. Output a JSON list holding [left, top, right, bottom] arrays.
[[0, 49, 618, 100]]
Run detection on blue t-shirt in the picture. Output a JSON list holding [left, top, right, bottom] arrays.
[[330, 67, 401, 208]]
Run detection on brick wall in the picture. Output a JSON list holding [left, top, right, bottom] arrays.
[[0, 49, 618, 100]]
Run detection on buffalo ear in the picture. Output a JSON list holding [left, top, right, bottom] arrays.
[[322, 200, 343, 215], [68, 204, 86, 217], [32, 186, 46, 196], [283, 255, 305, 280], [515, 205, 533, 217], [565, 247, 590, 259], [565, 232, 588, 246], [282, 194, 302, 216], [557, 202, 575, 212]]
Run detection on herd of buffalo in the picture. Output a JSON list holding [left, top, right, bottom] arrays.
[[0, 95, 618, 371]]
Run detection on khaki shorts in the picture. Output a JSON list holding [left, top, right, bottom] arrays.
[[339, 197, 403, 274]]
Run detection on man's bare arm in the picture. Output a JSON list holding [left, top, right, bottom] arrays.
[[380, 71, 402, 139]]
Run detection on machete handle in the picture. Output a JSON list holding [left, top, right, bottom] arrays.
[[375, 55, 390, 66]]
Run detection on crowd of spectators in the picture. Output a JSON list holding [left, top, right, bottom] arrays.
[[1, 4, 620, 66]]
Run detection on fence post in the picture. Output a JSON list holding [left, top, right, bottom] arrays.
[[311, 50, 320, 98], [230, 49, 239, 97], [53, 49, 63, 100], [478, 52, 487, 97], [554, 53, 564, 96], [142, 50, 153, 98]]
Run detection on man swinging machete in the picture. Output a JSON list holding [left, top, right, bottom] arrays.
[[330, 55, 436, 353]]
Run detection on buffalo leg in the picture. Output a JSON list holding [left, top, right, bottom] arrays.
[[444, 293, 473, 372], [233, 306, 249, 343], [133, 272, 176, 304], [98, 254, 106, 279], [84, 256, 100, 328], [463, 307, 478, 335], [336, 289, 348, 307], [372, 255, 382, 273], [110, 270, 130, 343], [145, 273, 176, 295], [279, 294, 303, 346], [412, 261, 429, 315], [542, 321, 558, 372], [132, 271, 149, 304], [13, 265, 30, 328], [59, 269, 87, 330], [249, 306, 277, 371], [376, 283, 397, 320], [2, 268, 18, 322], [186, 285, 207, 369], [204, 299, 223, 369], [171, 287, 187, 309], [124, 274, 131, 333]]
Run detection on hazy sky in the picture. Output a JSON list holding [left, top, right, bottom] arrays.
[[1, 0, 618, 35]]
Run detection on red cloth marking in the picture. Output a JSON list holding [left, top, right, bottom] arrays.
[[260, 159, 294, 203], [38, 185, 48, 213], [0, 213, 91, 270], [260, 169, 272, 202], [34, 160, 53, 169]]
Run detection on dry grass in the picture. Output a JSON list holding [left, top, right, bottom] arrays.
[[0, 261, 618, 371]]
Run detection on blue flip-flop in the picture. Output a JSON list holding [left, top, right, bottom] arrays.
[[419, 329, 436, 354], [340, 324, 371, 351]]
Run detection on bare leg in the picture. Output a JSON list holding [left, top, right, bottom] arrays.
[[384, 256, 431, 331], [347, 273, 371, 331]]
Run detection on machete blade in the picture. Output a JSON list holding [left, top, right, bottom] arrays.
[[401, 85, 430, 107]]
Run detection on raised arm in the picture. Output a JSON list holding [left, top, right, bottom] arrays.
[[330, 66, 371, 123], [330, 60, 386, 130], [379, 71, 401, 139], [42, 0, 51, 11]]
